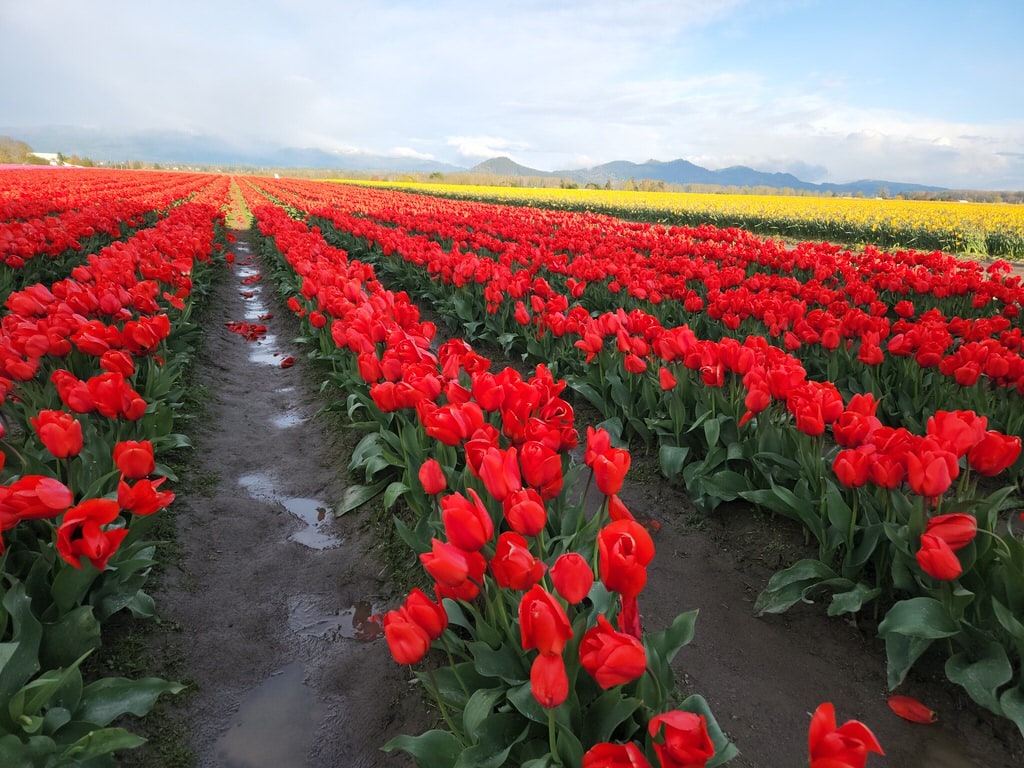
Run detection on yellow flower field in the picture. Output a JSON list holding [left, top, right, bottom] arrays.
[[328, 180, 1024, 259]]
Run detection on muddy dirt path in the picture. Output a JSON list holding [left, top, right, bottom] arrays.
[[147, 228, 1022, 767]]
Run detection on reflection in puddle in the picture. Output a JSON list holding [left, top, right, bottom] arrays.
[[238, 473, 341, 549], [214, 663, 325, 768], [273, 411, 306, 429], [288, 594, 384, 641]]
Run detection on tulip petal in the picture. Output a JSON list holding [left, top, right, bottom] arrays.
[[888, 694, 938, 723]]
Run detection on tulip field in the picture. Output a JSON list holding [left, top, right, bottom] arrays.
[[2, 166, 1024, 766], [342, 180, 1024, 259]]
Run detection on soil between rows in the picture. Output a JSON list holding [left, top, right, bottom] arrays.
[[137, 228, 1023, 767]]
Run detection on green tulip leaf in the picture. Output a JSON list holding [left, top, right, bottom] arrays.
[[998, 686, 1024, 739], [76, 676, 184, 727], [945, 642, 1012, 715], [462, 687, 504, 740], [581, 687, 642, 745]]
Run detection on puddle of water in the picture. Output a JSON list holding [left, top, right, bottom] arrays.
[[249, 334, 286, 366], [237, 473, 341, 549], [288, 594, 384, 641], [273, 412, 306, 429], [214, 663, 325, 768]]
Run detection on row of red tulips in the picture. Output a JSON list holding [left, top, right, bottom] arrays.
[[0, 171, 232, 764], [255, 177, 1024, 447], [244, 178, 1024, 740], [240, 178, 885, 767]]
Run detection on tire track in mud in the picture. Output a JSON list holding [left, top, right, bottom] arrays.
[[149, 229, 423, 767]]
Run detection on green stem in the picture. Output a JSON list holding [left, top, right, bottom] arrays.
[[547, 708, 562, 765], [425, 667, 464, 742]]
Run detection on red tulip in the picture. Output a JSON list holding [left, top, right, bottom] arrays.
[[593, 448, 631, 496], [417, 459, 447, 495], [808, 702, 883, 768], [117, 476, 175, 516], [86, 372, 147, 420], [441, 489, 494, 551], [584, 426, 613, 467], [926, 409, 987, 457], [420, 539, 486, 601], [490, 531, 546, 590], [530, 652, 568, 709], [0, 475, 74, 522], [477, 445, 522, 502], [916, 533, 962, 580], [503, 487, 547, 537], [56, 499, 128, 571], [422, 401, 485, 446], [550, 552, 594, 603], [905, 443, 958, 498], [598, 520, 655, 598], [924, 513, 976, 552], [402, 588, 448, 640], [113, 440, 155, 479], [648, 710, 715, 768], [579, 614, 646, 689], [383, 608, 431, 665], [30, 409, 83, 459], [583, 742, 652, 768], [659, 367, 678, 391], [99, 349, 135, 377], [608, 494, 636, 522], [519, 440, 564, 500], [519, 584, 572, 656], [832, 449, 872, 488], [967, 431, 1022, 476], [50, 369, 95, 413]]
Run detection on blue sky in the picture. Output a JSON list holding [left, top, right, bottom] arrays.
[[2, 0, 1022, 189]]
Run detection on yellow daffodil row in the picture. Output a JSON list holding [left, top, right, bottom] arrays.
[[331, 180, 1024, 259]]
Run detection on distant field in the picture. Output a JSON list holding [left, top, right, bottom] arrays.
[[329, 179, 1024, 259]]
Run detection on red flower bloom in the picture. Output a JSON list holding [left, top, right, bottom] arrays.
[[905, 443, 958, 498], [0, 475, 74, 522], [916, 533, 962, 580], [30, 409, 83, 459], [808, 702, 883, 768], [519, 440, 564, 499], [422, 402, 485, 446], [967, 430, 1022, 476], [86, 372, 147, 420], [926, 410, 987, 457], [420, 539, 487, 601], [383, 608, 431, 665], [519, 584, 572, 656], [490, 531, 546, 590], [593, 448, 631, 496], [924, 513, 977, 552], [530, 652, 568, 709], [503, 488, 548, 537], [113, 440, 155, 479], [579, 614, 647, 689], [477, 445, 522, 502], [417, 459, 447, 495], [598, 520, 655, 598], [607, 494, 636, 522], [56, 499, 128, 570], [402, 587, 448, 641], [648, 710, 715, 768], [583, 742, 652, 768], [832, 448, 872, 488], [550, 552, 594, 603], [441, 488, 494, 551], [659, 367, 678, 391], [117, 476, 175, 516]]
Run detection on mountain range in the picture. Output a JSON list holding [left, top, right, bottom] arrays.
[[3, 125, 945, 195], [467, 156, 944, 196]]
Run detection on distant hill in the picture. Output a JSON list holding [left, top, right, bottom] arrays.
[[2, 126, 947, 193], [468, 156, 944, 195]]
